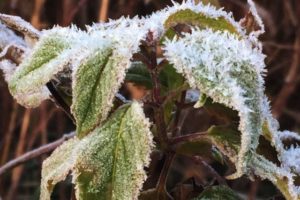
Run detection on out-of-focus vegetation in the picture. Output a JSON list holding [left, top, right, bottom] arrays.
[[0, 0, 299, 199]]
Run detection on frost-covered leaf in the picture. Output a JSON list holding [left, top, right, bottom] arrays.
[[71, 43, 114, 138], [192, 185, 241, 200], [40, 137, 79, 200], [73, 102, 153, 199], [8, 27, 81, 107], [72, 19, 148, 137], [164, 9, 238, 35], [164, 28, 265, 177]]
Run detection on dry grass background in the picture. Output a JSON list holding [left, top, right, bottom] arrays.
[[0, 0, 299, 199]]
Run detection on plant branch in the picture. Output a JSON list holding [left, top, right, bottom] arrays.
[[0, 131, 75, 176], [171, 131, 208, 145], [156, 152, 175, 199], [273, 34, 300, 118], [46, 81, 75, 123], [141, 31, 169, 148], [192, 156, 227, 185], [98, 0, 110, 22]]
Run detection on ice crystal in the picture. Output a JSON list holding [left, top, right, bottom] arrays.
[[1, 1, 300, 199]]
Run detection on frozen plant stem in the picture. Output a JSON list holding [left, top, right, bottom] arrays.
[[46, 81, 75, 123], [0, 132, 75, 176], [156, 152, 175, 199], [140, 32, 169, 149]]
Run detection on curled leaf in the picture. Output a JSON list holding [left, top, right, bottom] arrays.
[[8, 27, 80, 107], [164, 28, 265, 177]]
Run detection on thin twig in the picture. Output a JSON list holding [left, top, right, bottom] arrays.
[[0, 103, 18, 165], [0, 132, 75, 176], [156, 152, 175, 200], [248, 177, 260, 200], [193, 156, 227, 185], [46, 82, 75, 123], [64, 0, 88, 26], [99, 0, 110, 22], [7, 109, 31, 200], [273, 34, 300, 118], [171, 131, 208, 145], [30, 0, 45, 29]]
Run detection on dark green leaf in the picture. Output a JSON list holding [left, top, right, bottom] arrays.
[[192, 185, 241, 200], [164, 9, 238, 35]]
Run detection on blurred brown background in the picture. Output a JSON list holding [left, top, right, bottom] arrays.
[[0, 0, 299, 199]]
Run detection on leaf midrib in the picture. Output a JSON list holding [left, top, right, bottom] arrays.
[[78, 51, 112, 136], [110, 106, 131, 199]]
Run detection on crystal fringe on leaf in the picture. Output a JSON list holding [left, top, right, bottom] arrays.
[[40, 102, 153, 200]]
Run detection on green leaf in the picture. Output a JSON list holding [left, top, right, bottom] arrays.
[[163, 28, 264, 177], [125, 62, 152, 89], [8, 28, 76, 107], [73, 102, 153, 199], [159, 64, 185, 94], [164, 9, 238, 35], [207, 126, 240, 162], [40, 137, 79, 200], [192, 185, 241, 200], [175, 125, 240, 163], [71, 46, 115, 138], [40, 102, 153, 200]]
